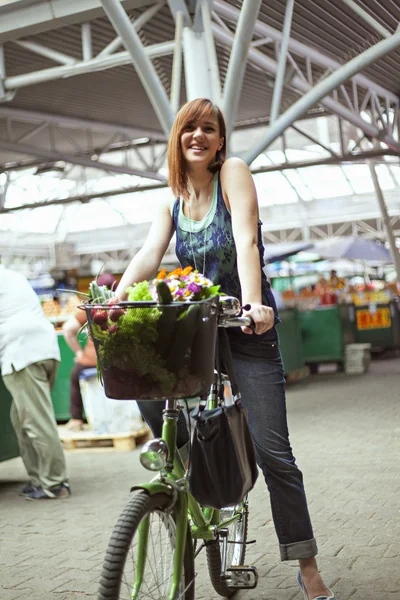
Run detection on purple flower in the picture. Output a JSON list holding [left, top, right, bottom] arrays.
[[175, 288, 185, 297], [187, 282, 201, 294]]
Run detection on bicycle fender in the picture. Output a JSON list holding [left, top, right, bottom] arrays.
[[130, 481, 176, 499]]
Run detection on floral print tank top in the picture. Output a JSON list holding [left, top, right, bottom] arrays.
[[171, 171, 280, 350]]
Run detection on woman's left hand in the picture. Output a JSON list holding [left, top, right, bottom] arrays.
[[242, 303, 275, 335]]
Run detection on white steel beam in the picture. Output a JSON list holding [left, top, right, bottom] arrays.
[[13, 122, 49, 144], [214, 0, 399, 104], [81, 23, 93, 61], [269, 0, 294, 124], [101, 0, 174, 136], [98, 1, 165, 57], [170, 10, 184, 114], [368, 160, 400, 280], [0, 107, 166, 140], [201, 0, 222, 106], [14, 40, 77, 65], [341, 0, 391, 39], [243, 31, 400, 164], [167, 0, 192, 26], [3, 40, 175, 91], [183, 29, 212, 100], [212, 24, 400, 155], [0, 0, 156, 43], [0, 45, 5, 78], [0, 139, 166, 180], [222, 0, 262, 139]]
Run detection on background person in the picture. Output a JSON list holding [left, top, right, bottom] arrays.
[[62, 272, 116, 430], [112, 99, 334, 600], [0, 265, 70, 499]]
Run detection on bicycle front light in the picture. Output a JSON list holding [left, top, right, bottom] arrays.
[[140, 439, 169, 471]]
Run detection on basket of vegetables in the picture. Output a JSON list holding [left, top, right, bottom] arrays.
[[81, 267, 220, 400]]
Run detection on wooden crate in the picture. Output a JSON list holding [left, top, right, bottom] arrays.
[[58, 425, 151, 452]]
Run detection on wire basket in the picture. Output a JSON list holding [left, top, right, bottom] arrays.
[[82, 298, 219, 400]]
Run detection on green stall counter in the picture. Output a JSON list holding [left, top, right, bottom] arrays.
[[277, 308, 305, 376], [51, 333, 76, 421], [353, 300, 400, 351], [299, 304, 356, 368], [0, 376, 19, 463]]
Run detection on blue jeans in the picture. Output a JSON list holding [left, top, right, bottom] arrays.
[[137, 350, 317, 561]]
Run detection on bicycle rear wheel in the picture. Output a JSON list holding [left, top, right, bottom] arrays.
[[206, 499, 249, 598], [98, 491, 195, 600]]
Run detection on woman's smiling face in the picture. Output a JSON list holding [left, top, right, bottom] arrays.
[[180, 114, 224, 168]]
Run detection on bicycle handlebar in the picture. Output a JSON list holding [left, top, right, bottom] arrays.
[[218, 314, 256, 331]]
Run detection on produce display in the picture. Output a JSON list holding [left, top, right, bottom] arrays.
[[84, 268, 220, 400]]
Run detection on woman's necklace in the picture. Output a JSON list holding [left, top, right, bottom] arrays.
[[186, 176, 213, 276]]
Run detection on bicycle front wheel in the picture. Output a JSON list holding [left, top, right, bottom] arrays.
[[98, 491, 195, 600]]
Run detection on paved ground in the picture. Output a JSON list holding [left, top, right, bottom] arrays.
[[0, 356, 399, 600]]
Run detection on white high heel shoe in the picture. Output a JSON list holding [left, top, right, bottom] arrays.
[[297, 572, 335, 600]]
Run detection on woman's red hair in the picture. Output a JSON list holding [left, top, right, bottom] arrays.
[[168, 98, 226, 199]]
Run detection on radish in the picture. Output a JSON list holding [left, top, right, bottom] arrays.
[[92, 309, 108, 325], [108, 324, 118, 335], [109, 307, 126, 322]]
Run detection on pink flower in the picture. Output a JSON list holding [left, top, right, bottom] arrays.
[[187, 282, 201, 294]]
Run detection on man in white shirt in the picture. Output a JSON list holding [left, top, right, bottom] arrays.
[[0, 266, 70, 499]]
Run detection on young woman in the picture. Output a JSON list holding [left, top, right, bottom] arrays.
[[115, 98, 334, 600]]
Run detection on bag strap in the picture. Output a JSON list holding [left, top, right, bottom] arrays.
[[217, 328, 239, 397]]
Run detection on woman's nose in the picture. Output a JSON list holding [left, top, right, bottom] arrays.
[[193, 127, 204, 138]]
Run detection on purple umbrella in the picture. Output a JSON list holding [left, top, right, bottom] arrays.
[[314, 236, 393, 263]]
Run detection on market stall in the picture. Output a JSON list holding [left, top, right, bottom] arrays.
[[298, 304, 356, 371], [277, 308, 305, 378], [353, 299, 400, 351], [0, 376, 19, 463]]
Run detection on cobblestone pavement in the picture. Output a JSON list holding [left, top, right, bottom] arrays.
[[1, 357, 399, 600]]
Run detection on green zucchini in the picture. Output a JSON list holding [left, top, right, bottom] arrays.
[[156, 280, 173, 304], [166, 304, 200, 373]]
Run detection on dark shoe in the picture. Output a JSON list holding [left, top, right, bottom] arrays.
[[297, 572, 335, 600], [19, 482, 38, 496], [25, 483, 71, 500]]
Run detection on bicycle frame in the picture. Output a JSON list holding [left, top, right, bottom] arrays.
[[133, 386, 246, 600]]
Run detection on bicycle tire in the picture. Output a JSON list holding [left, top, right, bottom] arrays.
[[98, 491, 195, 600], [206, 502, 249, 598]]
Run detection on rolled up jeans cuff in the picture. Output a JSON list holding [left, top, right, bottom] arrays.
[[279, 537, 318, 561]]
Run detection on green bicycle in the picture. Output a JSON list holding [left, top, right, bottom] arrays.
[[86, 296, 258, 600]]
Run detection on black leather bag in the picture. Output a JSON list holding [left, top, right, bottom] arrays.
[[188, 329, 258, 509], [188, 399, 258, 509]]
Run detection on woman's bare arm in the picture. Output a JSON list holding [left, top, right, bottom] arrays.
[[115, 199, 175, 299], [221, 157, 274, 334]]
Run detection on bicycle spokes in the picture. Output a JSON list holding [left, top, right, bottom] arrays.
[[122, 511, 184, 600]]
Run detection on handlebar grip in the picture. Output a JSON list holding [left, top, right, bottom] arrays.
[[246, 315, 256, 332]]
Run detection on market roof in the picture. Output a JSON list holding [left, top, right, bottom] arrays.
[[0, 0, 399, 276], [0, 0, 399, 171]]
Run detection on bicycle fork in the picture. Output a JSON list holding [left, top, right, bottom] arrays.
[[133, 399, 190, 600]]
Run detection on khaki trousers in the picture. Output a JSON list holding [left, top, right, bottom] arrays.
[[3, 359, 68, 490]]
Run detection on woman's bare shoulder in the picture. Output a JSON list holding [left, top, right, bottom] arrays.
[[220, 157, 253, 188], [220, 157, 251, 179]]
